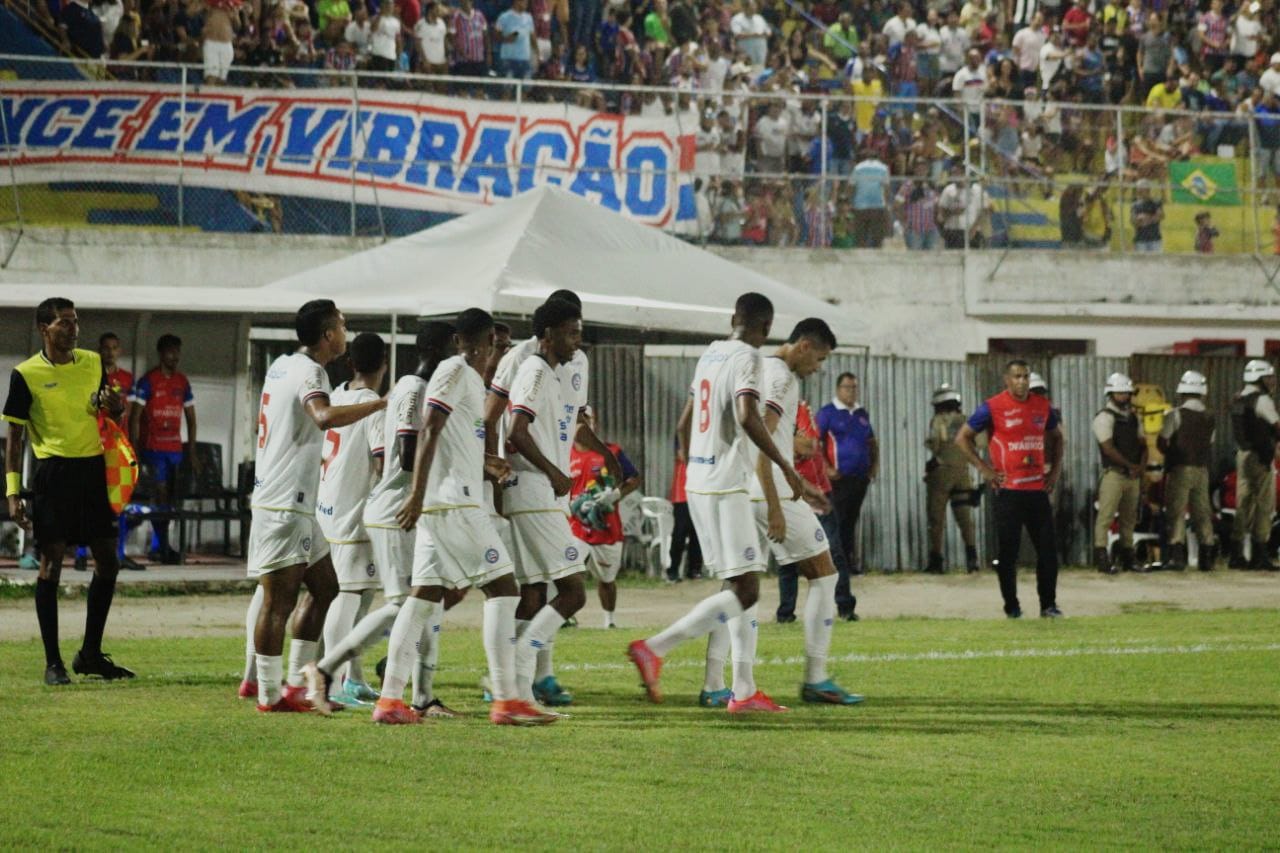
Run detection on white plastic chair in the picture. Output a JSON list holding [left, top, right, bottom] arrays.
[[639, 496, 675, 578]]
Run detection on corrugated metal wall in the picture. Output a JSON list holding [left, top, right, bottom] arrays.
[[1048, 355, 1130, 566], [586, 344, 646, 481], [1129, 354, 1251, 480], [616, 349, 1261, 571]]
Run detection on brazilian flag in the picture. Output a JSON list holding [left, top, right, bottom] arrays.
[[1169, 160, 1239, 206]]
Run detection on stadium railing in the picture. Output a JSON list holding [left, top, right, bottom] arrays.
[[1, 52, 1274, 257]]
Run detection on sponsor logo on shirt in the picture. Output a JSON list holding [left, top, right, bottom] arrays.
[[366, 563, 376, 577], [485, 548, 500, 563], [302, 537, 312, 552], [317, 502, 334, 516], [571, 373, 582, 391], [565, 545, 579, 562], [744, 546, 756, 561]]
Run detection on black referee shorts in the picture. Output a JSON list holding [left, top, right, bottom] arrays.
[[31, 455, 118, 548]]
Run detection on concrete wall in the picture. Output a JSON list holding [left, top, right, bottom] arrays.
[[5, 227, 1278, 359]]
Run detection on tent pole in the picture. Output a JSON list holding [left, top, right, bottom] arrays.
[[389, 313, 398, 380]]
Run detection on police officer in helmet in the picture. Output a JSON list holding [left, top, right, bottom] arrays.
[[1158, 371, 1217, 570], [1230, 360, 1280, 570], [1092, 372, 1145, 574], [923, 383, 979, 573]]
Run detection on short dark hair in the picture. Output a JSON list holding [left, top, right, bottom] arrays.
[[547, 289, 582, 309], [98, 332, 119, 347], [156, 333, 182, 353], [788, 318, 837, 350], [734, 292, 774, 329], [836, 372, 858, 386], [493, 321, 512, 337], [533, 298, 582, 338], [35, 297, 74, 327], [455, 308, 495, 341], [416, 320, 456, 359], [349, 332, 385, 374], [1004, 359, 1030, 373], [296, 299, 341, 347]]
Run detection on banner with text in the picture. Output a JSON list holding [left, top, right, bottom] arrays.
[[0, 82, 699, 227]]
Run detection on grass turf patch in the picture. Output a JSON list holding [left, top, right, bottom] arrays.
[[0, 609, 1276, 849]]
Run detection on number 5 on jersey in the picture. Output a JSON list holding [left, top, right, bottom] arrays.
[[257, 393, 271, 448]]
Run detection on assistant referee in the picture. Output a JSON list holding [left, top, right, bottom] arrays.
[[4, 298, 134, 685]]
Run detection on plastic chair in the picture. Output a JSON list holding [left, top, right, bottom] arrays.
[[639, 497, 675, 579]]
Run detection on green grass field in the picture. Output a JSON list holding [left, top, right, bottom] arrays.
[[1, 608, 1277, 849]]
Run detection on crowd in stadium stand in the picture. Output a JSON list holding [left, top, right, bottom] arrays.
[[40, 0, 1280, 247]]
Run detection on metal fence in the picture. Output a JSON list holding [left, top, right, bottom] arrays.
[[2, 53, 1275, 257], [619, 347, 1261, 572]]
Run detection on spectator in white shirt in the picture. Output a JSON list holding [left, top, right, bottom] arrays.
[[881, 2, 916, 48], [952, 49, 987, 132], [753, 100, 789, 174], [344, 3, 373, 57], [730, 0, 771, 69], [1038, 27, 1069, 90], [916, 9, 943, 94], [414, 1, 448, 72], [369, 0, 401, 72], [1230, 3, 1263, 67], [1011, 12, 1046, 91]]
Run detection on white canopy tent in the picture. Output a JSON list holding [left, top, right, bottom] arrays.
[[268, 186, 865, 343]]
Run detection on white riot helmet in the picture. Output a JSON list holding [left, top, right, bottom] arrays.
[[932, 383, 962, 406], [1029, 372, 1048, 393], [1176, 370, 1207, 396], [1104, 372, 1136, 395], [1243, 359, 1275, 384]]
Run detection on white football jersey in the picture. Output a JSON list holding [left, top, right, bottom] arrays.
[[363, 374, 427, 528], [251, 353, 331, 514], [315, 384, 383, 543], [685, 339, 762, 495], [422, 355, 487, 512], [748, 356, 799, 500], [490, 336, 589, 470], [504, 354, 568, 511]]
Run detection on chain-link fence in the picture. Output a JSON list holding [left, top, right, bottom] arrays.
[[2, 53, 1275, 254]]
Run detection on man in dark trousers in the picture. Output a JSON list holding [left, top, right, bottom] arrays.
[[956, 359, 1066, 619], [817, 372, 877, 620], [4, 298, 132, 684]]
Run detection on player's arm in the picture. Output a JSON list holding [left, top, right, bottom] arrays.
[[675, 397, 693, 462], [1045, 423, 1065, 490], [394, 407, 447, 531], [868, 434, 880, 481], [509, 410, 572, 496], [955, 421, 1003, 487], [738, 393, 826, 510], [574, 410, 621, 480], [482, 390, 506, 457], [184, 403, 200, 472], [304, 394, 386, 431], [128, 400, 144, 447], [4, 421, 29, 531], [756, 406, 786, 542], [617, 450, 642, 499]]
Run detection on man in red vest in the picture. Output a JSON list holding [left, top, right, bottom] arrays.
[[956, 359, 1065, 618]]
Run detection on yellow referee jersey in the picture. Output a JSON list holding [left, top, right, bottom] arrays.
[[2, 349, 106, 459]]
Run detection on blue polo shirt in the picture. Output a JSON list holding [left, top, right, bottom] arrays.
[[816, 401, 875, 478]]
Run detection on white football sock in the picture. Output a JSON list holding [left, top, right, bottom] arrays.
[[285, 639, 317, 688], [256, 654, 282, 706], [703, 622, 729, 692], [347, 589, 375, 685], [647, 590, 744, 659], [382, 597, 433, 703], [483, 596, 519, 702], [243, 585, 263, 682], [603, 610, 616, 629], [412, 604, 443, 708], [804, 574, 837, 684], [316, 601, 401, 674], [515, 605, 563, 702], [534, 640, 555, 682], [729, 605, 759, 700], [323, 591, 362, 684]]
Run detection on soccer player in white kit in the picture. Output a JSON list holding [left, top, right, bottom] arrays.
[[500, 298, 594, 707], [484, 290, 618, 707], [743, 319, 861, 706], [247, 300, 386, 713], [315, 332, 387, 707], [375, 309, 557, 726], [627, 293, 824, 713], [303, 322, 456, 715]]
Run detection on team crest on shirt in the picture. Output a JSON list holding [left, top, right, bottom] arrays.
[[815, 528, 825, 543], [744, 546, 756, 561], [1032, 414, 1046, 427], [485, 548, 500, 564], [565, 546, 580, 562], [571, 373, 582, 391], [302, 537, 312, 552]]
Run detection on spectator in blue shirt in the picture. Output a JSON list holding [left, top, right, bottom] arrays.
[[495, 0, 535, 80], [850, 148, 890, 248], [817, 371, 878, 619]]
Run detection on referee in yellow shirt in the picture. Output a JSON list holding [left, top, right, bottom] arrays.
[[4, 298, 134, 685]]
